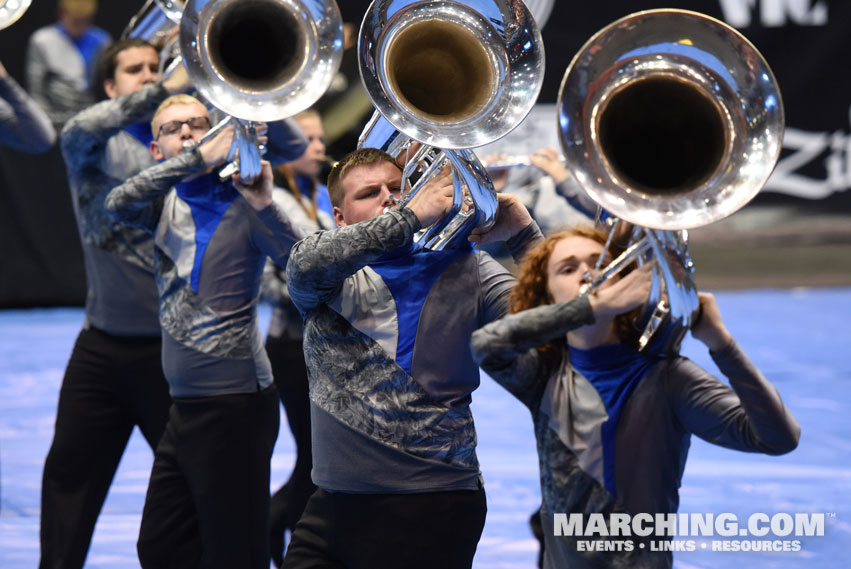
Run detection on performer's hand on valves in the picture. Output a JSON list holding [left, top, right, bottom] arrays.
[[233, 160, 274, 211], [691, 292, 733, 352], [468, 192, 534, 245], [405, 164, 454, 227], [199, 123, 235, 168], [587, 263, 653, 320]]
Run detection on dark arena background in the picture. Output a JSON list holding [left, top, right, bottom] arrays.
[[1, 1, 849, 568]]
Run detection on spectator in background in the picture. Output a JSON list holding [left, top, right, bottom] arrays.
[[26, 0, 111, 128], [0, 59, 56, 153]]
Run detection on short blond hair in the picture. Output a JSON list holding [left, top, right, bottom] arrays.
[[151, 94, 207, 137]]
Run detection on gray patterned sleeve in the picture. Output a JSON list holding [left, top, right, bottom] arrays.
[[669, 340, 801, 455], [471, 297, 595, 405], [0, 74, 56, 153], [286, 207, 422, 314], [59, 83, 169, 171], [105, 148, 206, 233]]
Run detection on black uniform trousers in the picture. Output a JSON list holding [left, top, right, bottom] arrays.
[[137, 384, 279, 569], [39, 326, 171, 569], [282, 487, 487, 569], [266, 334, 317, 565]]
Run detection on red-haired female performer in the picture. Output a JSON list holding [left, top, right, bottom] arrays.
[[471, 226, 800, 569]]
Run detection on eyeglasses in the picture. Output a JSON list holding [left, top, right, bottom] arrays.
[[156, 116, 212, 138]]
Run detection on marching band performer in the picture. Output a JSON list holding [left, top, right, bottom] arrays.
[[281, 147, 541, 569], [471, 226, 800, 568], [105, 93, 307, 568], [41, 37, 189, 569]]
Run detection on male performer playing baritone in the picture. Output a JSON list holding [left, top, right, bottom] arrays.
[[105, 93, 307, 568], [41, 38, 188, 569], [282, 148, 542, 569]]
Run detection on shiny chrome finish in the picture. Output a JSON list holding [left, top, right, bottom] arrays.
[[359, 0, 544, 249], [122, 0, 184, 42], [0, 0, 32, 31], [181, 0, 343, 122], [558, 9, 784, 355], [558, 8, 783, 230], [180, 0, 343, 180]]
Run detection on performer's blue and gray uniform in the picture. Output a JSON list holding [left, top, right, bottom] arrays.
[[39, 83, 172, 569], [471, 297, 801, 568], [281, 207, 542, 569], [105, 143, 307, 569]]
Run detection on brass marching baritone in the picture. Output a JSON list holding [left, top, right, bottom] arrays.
[[122, 0, 184, 44], [0, 0, 32, 30], [557, 9, 784, 356], [358, 0, 544, 249], [179, 0, 343, 181], [122, 0, 185, 78]]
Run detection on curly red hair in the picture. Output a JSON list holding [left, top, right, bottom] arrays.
[[509, 225, 642, 359]]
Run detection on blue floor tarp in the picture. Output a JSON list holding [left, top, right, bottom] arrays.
[[2, 287, 849, 568]]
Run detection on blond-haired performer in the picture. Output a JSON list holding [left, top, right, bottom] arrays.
[[281, 148, 541, 569], [106, 94, 307, 568]]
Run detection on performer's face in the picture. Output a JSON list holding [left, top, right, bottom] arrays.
[[289, 116, 326, 178], [104, 46, 160, 99], [546, 235, 612, 304], [333, 161, 403, 226], [149, 103, 212, 161]]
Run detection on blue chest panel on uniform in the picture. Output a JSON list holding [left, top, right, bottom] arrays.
[[369, 242, 470, 374], [123, 121, 154, 148], [569, 343, 659, 495], [175, 175, 238, 293]]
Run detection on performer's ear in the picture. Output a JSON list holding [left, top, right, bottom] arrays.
[[333, 205, 347, 227], [150, 140, 165, 162]]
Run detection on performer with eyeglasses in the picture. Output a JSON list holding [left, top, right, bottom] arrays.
[[281, 147, 541, 569], [42, 25, 309, 565], [105, 93, 307, 569]]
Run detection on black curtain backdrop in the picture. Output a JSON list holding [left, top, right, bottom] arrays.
[[0, 1, 846, 307]]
